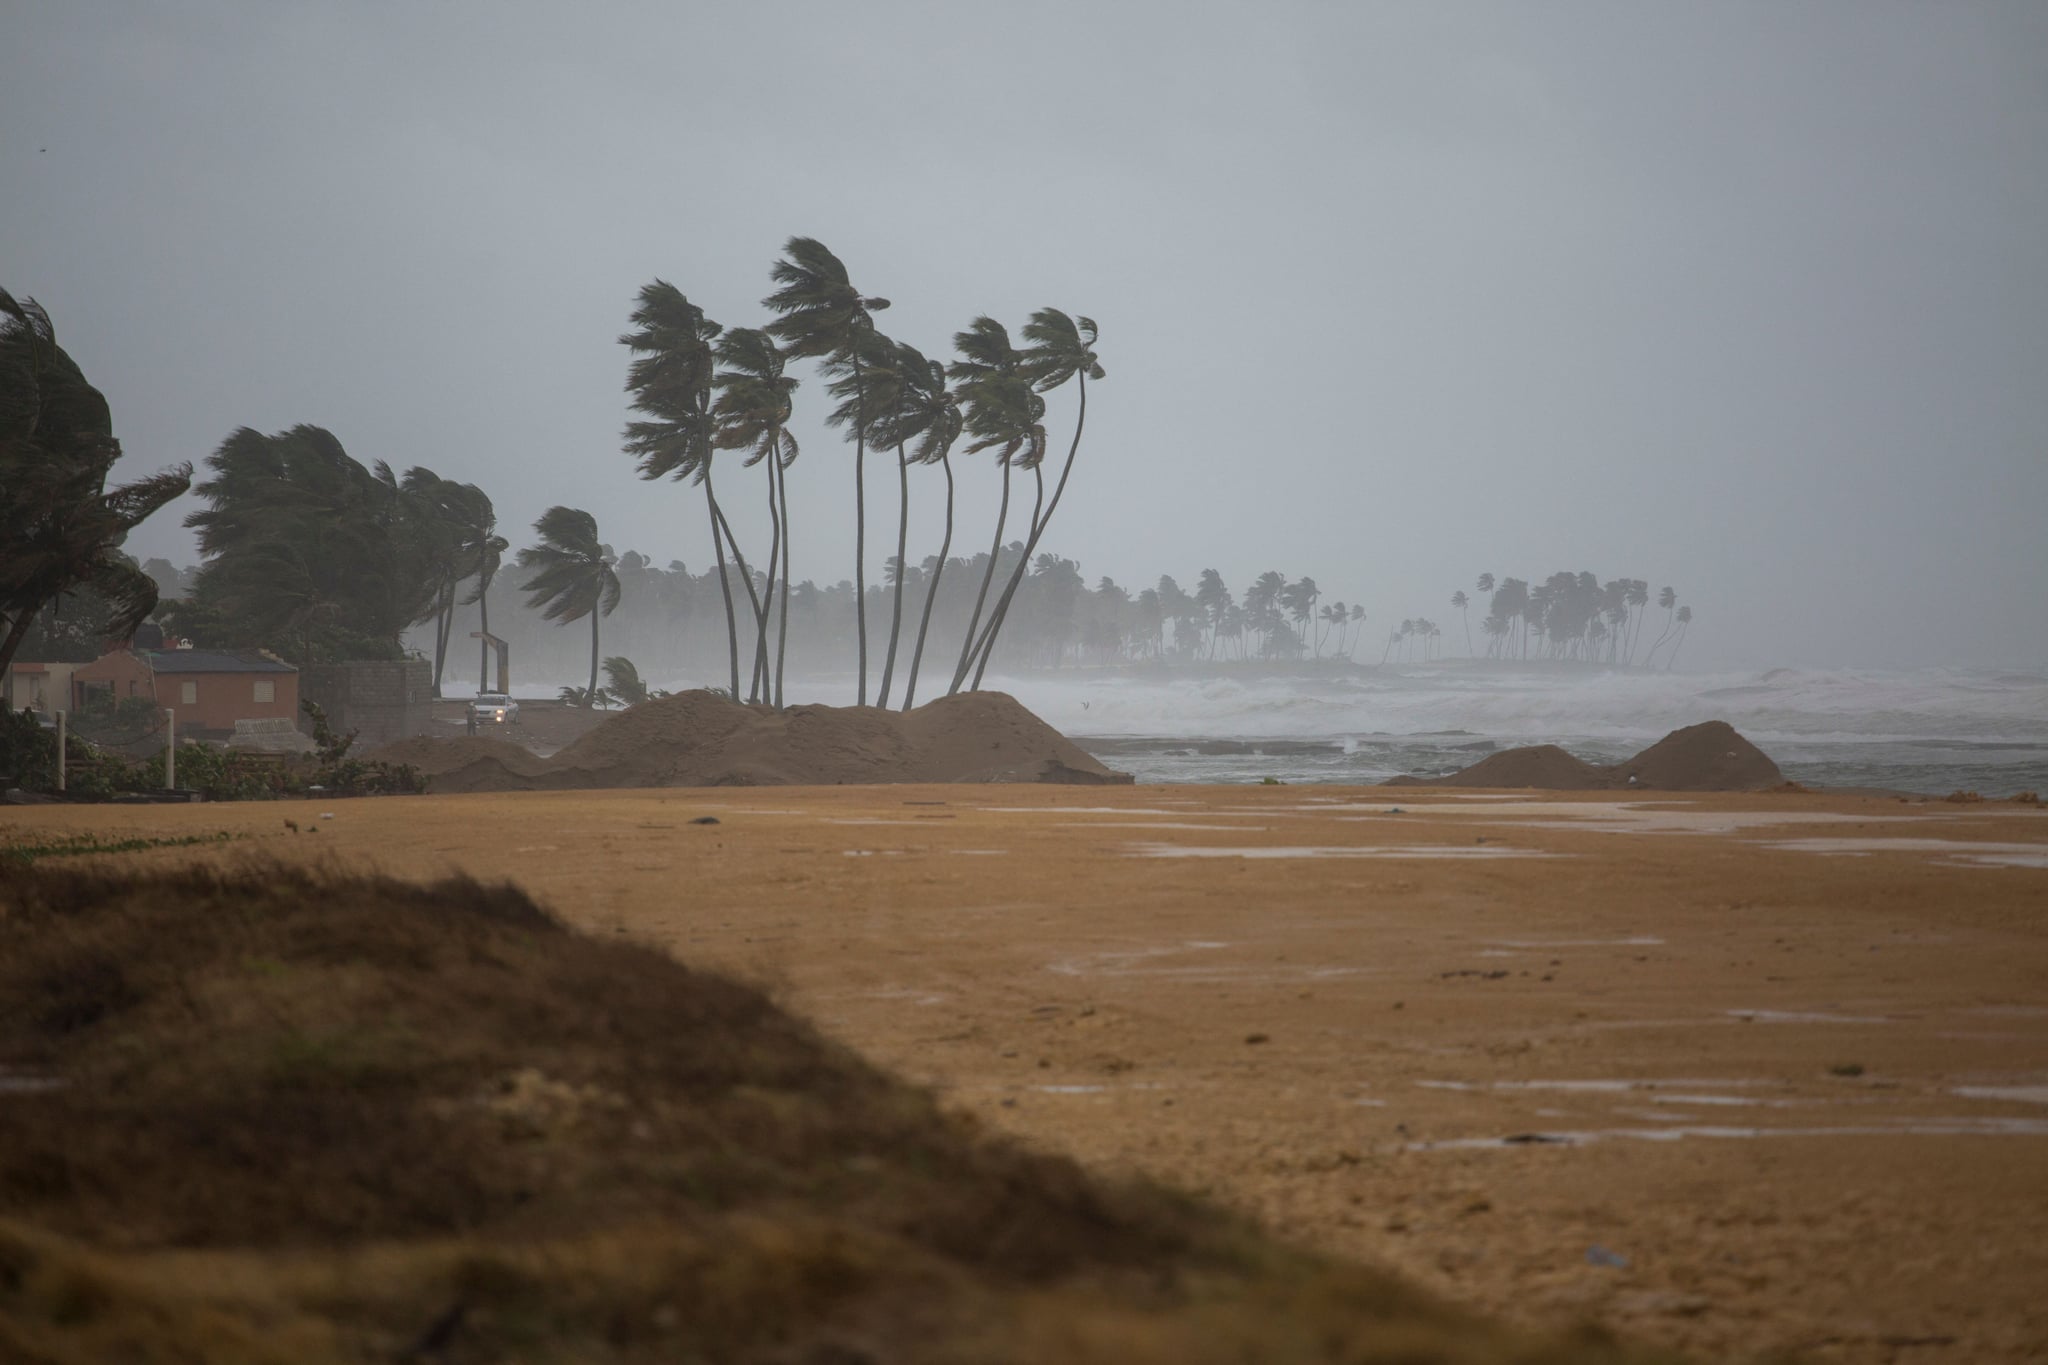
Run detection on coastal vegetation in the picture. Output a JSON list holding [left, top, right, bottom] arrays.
[[0, 292, 189, 679]]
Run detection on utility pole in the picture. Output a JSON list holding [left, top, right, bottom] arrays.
[[164, 709, 176, 790]]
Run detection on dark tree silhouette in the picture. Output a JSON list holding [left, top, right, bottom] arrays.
[[517, 507, 621, 706]]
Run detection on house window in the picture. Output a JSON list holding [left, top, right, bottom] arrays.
[[180, 681, 197, 706], [254, 679, 275, 704]]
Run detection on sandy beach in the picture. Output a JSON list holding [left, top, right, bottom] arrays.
[[6, 784, 2045, 1362]]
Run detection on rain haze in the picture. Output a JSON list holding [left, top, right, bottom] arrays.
[[6, 0, 2046, 680]]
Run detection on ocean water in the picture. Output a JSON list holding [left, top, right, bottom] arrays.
[[979, 664, 2048, 796]]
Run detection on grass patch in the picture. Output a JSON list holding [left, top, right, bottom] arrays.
[[0, 862, 1683, 1364], [0, 831, 237, 865]]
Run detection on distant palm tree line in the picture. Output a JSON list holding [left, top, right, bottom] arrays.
[[618, 237, 1103, 711], [1447, 572, 1694, 669]]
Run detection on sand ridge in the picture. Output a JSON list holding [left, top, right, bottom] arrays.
[[1386, 720, 1784, 791], [373, 689, 1133, 792]]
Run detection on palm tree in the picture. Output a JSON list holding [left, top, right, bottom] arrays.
[[945, 317, 1043, 693], [1645, 586, 1679, 666], [763, 237, 889, 704], [827, 330, 915, 706], [1665, 605, 1693, 670], [711, 326, 800, 708], [1452, 590, 1471, 655], [602, 655, 649, 706], [621, 282, 751, 698], [0, 290, 190, 677], [463, 519, 509, 691], [873, 341, 962, 711], [962, 309, 1104, 690], [516, 506, 621, 707], [1195, 569, 1231, 659]]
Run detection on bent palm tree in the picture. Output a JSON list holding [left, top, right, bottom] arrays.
[[621, 283, 752, 697], [873, 342, 963, 710], [516, 506, 621, 707], [964, 309, 1103, 691], [763, 237, 888, 703], [711, 327, 800, 708], [946, 317, 1044, 693]]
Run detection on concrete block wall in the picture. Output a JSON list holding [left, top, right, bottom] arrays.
[[300, 660, 432, 749]]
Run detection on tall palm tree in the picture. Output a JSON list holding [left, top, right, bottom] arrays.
[[826, 330, 914, 705], [763, 237, 889, 704], [711, 327, 800, 708], [1452, 590, 1471, 655], [463, 519, 509, 691], [516, 506, 621, 707], [963, 309, 1104, 691], [620, 282, 752, 698], [1666, 606, 1693, 670], [872, 341, 962, 711], [945, 317, 1043, 693]]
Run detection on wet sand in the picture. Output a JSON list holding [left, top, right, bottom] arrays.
[[7, 786, 2046, 1362]]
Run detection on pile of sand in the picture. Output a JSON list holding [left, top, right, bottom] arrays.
[[371, 690, 1132, 793], [1386, 720, 1783, 791]]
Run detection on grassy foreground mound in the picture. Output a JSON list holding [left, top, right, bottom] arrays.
[[0, 865, 1673, 1365]]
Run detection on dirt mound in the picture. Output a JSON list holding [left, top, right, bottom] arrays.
[[362, 734, 554, 795], [378, 690, 1130, 793], [1610, 719, 1783, 792], [0, 862, 1662, 1365], [1384, 744, 1605, 790], [1386, 720, 1783, 791]]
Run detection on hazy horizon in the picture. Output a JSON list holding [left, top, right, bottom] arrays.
[[6, 2, 2045, 674]]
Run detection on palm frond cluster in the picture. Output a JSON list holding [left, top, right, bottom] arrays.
[[621, 238, 1102, 710], [0, 291, 190, 680]]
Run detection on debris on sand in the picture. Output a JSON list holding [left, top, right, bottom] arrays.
[[1385, 720, 1783, 792], [370, 690, 1132, 793]]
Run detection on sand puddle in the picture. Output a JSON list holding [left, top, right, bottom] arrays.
[[1411, 1116, 2048, 1150], [1415, 1077, 1768, 1094], [977, 806, 1190, 816], [1046, 942, 1366, 983], [1760, 838, 2048, 868], [1126, 843, 1563, 861], [1952, 1085, 2048, 1105], [1727, 1008, 1891, 1024], [1057, 821, 1269, 831]]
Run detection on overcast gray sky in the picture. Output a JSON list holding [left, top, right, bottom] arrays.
[[6, 1, 2044, 672]]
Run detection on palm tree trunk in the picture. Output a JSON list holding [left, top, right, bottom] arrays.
[[949, 461, 1011, 694], [876, 442, 911, 707], [587, 600, 601, 706], [752, 454, 781, 705], [852, 350, 869, 706], [704, 475, 741, 698], [773, 446, 792, 710], [477, 578, 493, 691], [965, 374, 1089, 689], [901, 454, 953, 711], [968, 463, 1044, 691], [710, 494, 769, 698]]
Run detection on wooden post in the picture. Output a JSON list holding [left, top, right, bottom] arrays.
[[164, 709, 176, 790], [55, 710, 66, 792]]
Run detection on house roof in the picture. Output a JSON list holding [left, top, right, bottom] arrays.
[[139, 650, 297, 675]]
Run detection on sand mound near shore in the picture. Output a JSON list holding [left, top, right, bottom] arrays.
[[1385, 720, 1782, 791], [373, 690, 1131, 793]]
